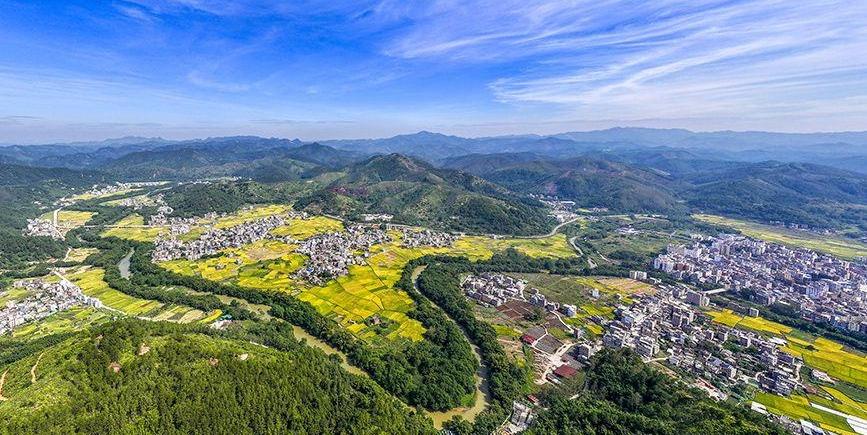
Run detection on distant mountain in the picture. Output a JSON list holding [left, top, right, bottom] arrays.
[[323, 131, 475, 161], [101, 141, 363, 181], [440, 152, 541, 174], [684, 162, 867, 230], [7, 128, 867, 172], [445, 154, 682, 214], [0, 162, 105, 187], [296, 153, 554, 235]]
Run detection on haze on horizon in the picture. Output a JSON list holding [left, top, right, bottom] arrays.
[[1, 0, 866, 144]]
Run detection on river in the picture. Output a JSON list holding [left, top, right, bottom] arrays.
[[411, 266, 493, 429], [118, 249, 133, 279]]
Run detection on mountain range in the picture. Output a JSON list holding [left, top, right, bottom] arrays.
[[2, 128, 866, 237]]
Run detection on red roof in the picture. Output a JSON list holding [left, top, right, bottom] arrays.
[[553, 364, 578, 378], [521, 334, 537, 344]]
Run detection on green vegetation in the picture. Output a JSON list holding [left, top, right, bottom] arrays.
[[0, 320, 435, 434], [754, 393, 856, 435], [685, 162, 867, 237], [295, 154, 555, 236], [526, 349, 786, 435], [695, 214, 867, 260]]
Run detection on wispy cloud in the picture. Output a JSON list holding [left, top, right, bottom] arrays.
[[382, 0, 867, 124]]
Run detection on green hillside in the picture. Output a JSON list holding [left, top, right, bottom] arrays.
[[0, 320, 434, 434], [297, 154, 555, 235], [458, 156, 682, 214]]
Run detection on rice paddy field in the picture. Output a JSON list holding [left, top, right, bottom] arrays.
[[754, 392, 862, 435], [694, 214, 867, 260], [454, 233, 576, 260], [68, 187, 141, 202], [707, 309, 793, 335], [783, 337, 867, 390], [37, 210, 96, 237], [100, 214, 166, 242], [11, 308, 110, 340], [64, 247, 98, 262], [708, 308, 867, 429], [100, 194, 157, 207], [0, 287, 31, 305], [153, 208, 580, 343], [65, 267, 215, 323]]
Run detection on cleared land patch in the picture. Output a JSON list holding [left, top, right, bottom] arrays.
[[64, 247, 98, 263]]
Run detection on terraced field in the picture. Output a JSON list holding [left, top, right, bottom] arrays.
[[153, 208, 579, 343], [65, 267, 214, 323]]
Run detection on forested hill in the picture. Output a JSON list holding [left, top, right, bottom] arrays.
[[683, 162, 867, 231], [444, 154, 683, 214], [0, 320, 435, 434], [296, 153, 555, 235], [0, 163, 110, 267], [0, 163, 105, 187]]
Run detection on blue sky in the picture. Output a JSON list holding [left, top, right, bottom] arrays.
[[1, 0, 866, 143]]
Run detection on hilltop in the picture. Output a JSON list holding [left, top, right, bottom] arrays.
[[296, 154, 555, 235]]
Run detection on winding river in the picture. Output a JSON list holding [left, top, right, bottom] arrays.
[[412, 266, 492, 429]]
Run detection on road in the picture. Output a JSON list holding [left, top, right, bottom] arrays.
[[522, 216, 583, 239]]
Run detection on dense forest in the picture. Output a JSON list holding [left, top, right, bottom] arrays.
[[0, 320, 435, 434], [85, 230, 480, 412]]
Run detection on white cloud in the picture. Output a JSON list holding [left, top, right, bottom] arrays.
[[382, 0, 867, 126]]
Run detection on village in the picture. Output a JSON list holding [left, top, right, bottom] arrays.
[[461, 273, 586, 387], [653, 234, 867, 335], [294, 225, 391, 285], [0, 278, 102, 335], [151, 215, 289, 262]]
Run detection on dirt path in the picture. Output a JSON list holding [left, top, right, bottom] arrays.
[[0, 370, 8, 401], [30, 352, 45, 384]]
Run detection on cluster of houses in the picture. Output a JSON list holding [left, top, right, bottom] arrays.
[[540, 199, 579, 223], [294, 225, 391, 285], [399, 228, 456, 248], [360, 213, 393, 222], [461, 273, 579, 318], [23, 218, 63, 239], [151, 215, 287, 262], [118, 193, 167, 210], [462, 273, 526, 307], [597, 283, 808, 402], [654, 234, 867, 335], [1, 278, 101, 334]]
